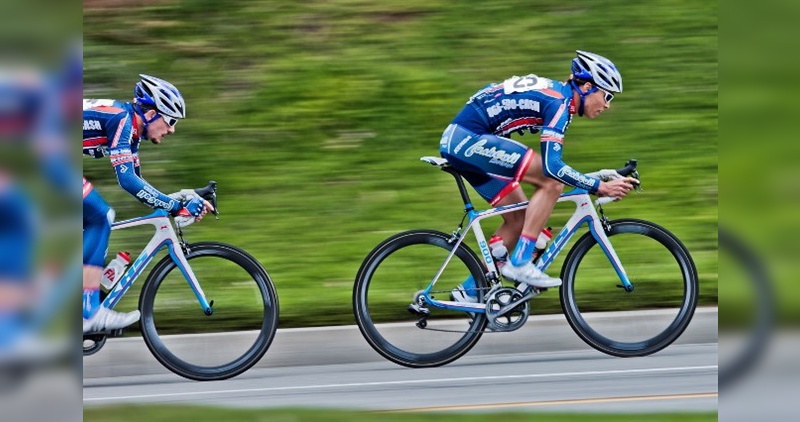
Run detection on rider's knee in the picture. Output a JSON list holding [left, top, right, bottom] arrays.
[[540, 178, 565, 195]]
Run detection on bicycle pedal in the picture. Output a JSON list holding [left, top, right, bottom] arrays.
[[407, 303, 430, 317]]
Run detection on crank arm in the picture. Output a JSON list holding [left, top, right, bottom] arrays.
[[491, 290, 537, 318]]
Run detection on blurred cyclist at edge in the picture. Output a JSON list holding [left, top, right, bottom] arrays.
[[0, 49, 80, 357], [82, 74, 213, 333], [440, 50, 639, 302]]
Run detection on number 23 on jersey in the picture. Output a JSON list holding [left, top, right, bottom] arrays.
[[503, 74, 550, 94]]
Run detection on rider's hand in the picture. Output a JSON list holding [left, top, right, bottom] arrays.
[[175, 197, 215, 221], [596, 177, 640, 199]]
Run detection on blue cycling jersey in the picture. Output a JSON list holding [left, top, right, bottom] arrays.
[[451, 75, 600, 193], [1, 70, 78, 194], [82, 99, 180, 213]]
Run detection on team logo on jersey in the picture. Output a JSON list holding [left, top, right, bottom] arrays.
[[557, 165, 596, 190], [83, 119, 102, 131], [464, 139, 521, 168], [486, 98, 540, 118], [453, 135, 471, 154], [135, 186, 176, 210]]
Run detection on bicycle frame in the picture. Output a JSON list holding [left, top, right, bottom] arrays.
[[102, 209, 212, 314], [422, 188, 632, 314]]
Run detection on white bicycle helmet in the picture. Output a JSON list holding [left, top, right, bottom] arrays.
[[571, 50, 623, 93], [133, 74, 186, 119]]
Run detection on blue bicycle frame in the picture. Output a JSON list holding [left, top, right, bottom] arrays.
[[417, 158, 632, 314], [101, 209, 212, 314]]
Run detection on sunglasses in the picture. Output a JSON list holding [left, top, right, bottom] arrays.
[[161, 114, 178, 127], [598, 88, 614, 104]]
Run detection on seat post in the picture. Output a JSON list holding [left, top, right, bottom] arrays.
[[442, 167, 474, 211]]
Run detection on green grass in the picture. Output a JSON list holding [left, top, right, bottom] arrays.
[[84, 0, 717, 329], [83, 405, 716, 422]]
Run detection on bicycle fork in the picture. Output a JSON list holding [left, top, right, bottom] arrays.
[[589, 207, 634, 292]]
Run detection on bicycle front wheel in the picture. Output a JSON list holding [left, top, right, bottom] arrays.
[[139, 242, 279, 381], [353, 230, 488, 368], [560, 219, 698, 357]]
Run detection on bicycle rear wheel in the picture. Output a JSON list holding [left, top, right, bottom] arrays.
[[139, 242, 278, 381], [353, 230, 488, 367], [560, 219, 698, 357]]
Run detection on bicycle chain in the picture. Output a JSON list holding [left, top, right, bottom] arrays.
[[415, 286, 514, 334]]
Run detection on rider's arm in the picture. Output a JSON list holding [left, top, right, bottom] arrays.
[[36, 78, 79, 196], [538, 100, 601, 193], [105, 114, 181, 214], [112, 151, 180, 213]]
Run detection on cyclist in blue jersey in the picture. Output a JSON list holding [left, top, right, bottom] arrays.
[[82, 75, 213, 333], [0, 60, 79, 361], [441, 50, 639, 301]]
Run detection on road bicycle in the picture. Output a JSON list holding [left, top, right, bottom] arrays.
[[353, 157, 699, 367], [82, 182, 279, 381]]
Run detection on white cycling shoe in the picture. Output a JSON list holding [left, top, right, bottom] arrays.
[[500, 262, 562, 288], [83, 307, 141, 333], [450, 285, 479, 303]]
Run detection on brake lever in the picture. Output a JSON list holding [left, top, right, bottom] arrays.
[[631, 170, 643, 192], [194, 181, 219, 217], [615, 159, 642, 192]]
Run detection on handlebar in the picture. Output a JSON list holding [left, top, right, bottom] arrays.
[[615, 159, 638, 178], [193, 181, 218, 216], [616, 159, 641, 191], [593, 159, 642, 206]]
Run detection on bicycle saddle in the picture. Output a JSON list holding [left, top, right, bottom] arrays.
[[420, 156, 449, 167]]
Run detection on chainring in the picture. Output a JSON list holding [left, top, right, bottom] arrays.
[[485, 287, 529, 332]]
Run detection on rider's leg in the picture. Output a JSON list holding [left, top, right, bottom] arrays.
[[501, 155, 563, 287], [439, 127, 533, 301], [492, 188, 527, 251], [82, 180, 139, 332], [82, 265, 102, 319], [0, 179, 35, 349], [83, 187, 111, 320], [514, 158, 564, 262], [453, 188, 530, 302]]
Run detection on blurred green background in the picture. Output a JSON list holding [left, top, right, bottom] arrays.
[[84, 0, 717, 328]]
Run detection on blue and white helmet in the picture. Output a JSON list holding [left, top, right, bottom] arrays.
[[133, 74, 186, 119], [571, 50, 623, 93]]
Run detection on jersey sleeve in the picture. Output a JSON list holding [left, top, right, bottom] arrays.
[[34, 78, 79, 197], [538, 100, 601, 193], [105, 113, 181, 213]]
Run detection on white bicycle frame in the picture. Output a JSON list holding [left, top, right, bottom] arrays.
[[102, 208, 212, 314], [423, 187, 632, 313]]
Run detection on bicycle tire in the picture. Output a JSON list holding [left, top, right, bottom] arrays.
[[353, 230, 488, 367], [718, 227, 773, 390], [139, 242, 279, 381], [560, 219, 698, 357]]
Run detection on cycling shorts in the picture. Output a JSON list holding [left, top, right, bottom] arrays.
[[439, 124, 533, 205], [0, 185, 34, 282], [83, 178, 114, 267]]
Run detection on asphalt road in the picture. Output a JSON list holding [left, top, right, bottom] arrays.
[[83, 307, 717, 413]]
